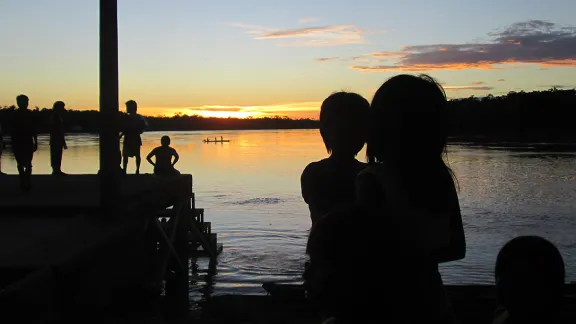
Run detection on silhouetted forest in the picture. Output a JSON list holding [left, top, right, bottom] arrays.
[[1, 88, 575, 142]]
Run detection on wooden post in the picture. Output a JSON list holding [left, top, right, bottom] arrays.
[[99, 0, 120, 209]]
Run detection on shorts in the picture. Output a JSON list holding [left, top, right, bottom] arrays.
[[122, 135, 142, 158], [154, 166, 181, 177], [12, 142, 34, 168], [122, 144, 141, 158]]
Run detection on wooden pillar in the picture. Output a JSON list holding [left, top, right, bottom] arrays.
[[99, 0, 120, 209]]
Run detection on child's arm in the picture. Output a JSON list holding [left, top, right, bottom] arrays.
[[146, 149, 156, 166], [172, 150, 179, 166]]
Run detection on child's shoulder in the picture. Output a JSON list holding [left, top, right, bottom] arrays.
[[301, 159, 329, 179]]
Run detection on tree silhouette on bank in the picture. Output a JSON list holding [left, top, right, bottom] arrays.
[[0, 88, 575, 142]]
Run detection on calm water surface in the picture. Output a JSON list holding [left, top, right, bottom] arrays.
[[2, 129, 576, 298]]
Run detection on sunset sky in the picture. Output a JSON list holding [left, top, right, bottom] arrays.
[[1, 0, 575, 119]]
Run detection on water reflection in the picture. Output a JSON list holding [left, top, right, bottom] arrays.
[[2, 130, 576, 296]]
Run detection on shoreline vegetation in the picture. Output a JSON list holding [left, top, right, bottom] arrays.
[[1, 88, 576, 143]]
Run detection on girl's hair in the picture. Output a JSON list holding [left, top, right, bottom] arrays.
[[366, 74, 457, 186]]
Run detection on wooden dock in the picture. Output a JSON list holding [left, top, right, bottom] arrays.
[[0, 174, 222, 323]]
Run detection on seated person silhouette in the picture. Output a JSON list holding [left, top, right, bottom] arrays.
[[300, 92, 369, 226], [493, 236, 565, 324], [146, 136, 180, 177], [304, 207, 385, 324]]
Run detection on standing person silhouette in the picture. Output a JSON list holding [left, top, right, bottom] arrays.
[[120, 100, 147, 175], [11, 94, 38, 191], [356, 74, 465, 324], [301, 92, 369, 226], [50, 101, 68, 176]]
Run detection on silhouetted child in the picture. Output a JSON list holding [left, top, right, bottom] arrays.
[[50, 101, 68, 176], [493, 236, 565, 324], [11, 94, 38, 191], [121, 100, 148, 175], [356, 74, 465, 323], [305, 207, 384, 324], [146, 136, 180, 177], [300, 92, 369, 226]]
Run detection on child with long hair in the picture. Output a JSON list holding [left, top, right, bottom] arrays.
[[357, 74, 466, 323]]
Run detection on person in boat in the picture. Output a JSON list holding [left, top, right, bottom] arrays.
[[146, 135, 180, 177], [356, 74, 465, 323], [220, 136, 223, 141], [300, 91, 369, 226], [493, 236, 565, 324], [11, 94, 38, 191], [120, 100, 148, 175], [304, 207, 383, 324], [50, 101, 68, 176]]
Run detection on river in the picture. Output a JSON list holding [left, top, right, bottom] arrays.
[[2, 129, 576, 299]]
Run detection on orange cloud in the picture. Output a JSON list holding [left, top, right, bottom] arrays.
[[183, 102, 322, 119], [350, 62, 502, 72], [342, 20, 576, 72]]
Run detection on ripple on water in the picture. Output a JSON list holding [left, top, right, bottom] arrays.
[[228, 197, 284, 205]]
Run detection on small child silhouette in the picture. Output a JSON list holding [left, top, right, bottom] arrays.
[[146, 135, 180, 177], [301, 92, 369, 226]]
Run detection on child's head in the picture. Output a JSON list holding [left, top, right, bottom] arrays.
[[495, 236, 565, 317], [319, 92, 369, 157], [53, 101, 65, 113], [367, 74, 447, 163], [161, 135, 171, 146], [125, 100, 137, 114], [16, 94, 29, 110]]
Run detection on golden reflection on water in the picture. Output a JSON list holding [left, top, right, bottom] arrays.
[[2, 130, 576, 293]]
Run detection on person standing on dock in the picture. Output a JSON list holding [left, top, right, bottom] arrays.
[[11, 94, 38, 191], [146, 135, 180, 177], [300, 92, 369, 226], [120, 100, 148, 175], [50, 101, 68, 176]]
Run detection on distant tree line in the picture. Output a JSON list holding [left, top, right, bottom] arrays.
[[0, 88, 575, 142]]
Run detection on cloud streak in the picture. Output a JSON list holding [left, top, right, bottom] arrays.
[[345, 20, 576, 71], [444, 86, 494, 91], [231, 23, 366, 47], [299, 17, 319, 24]]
